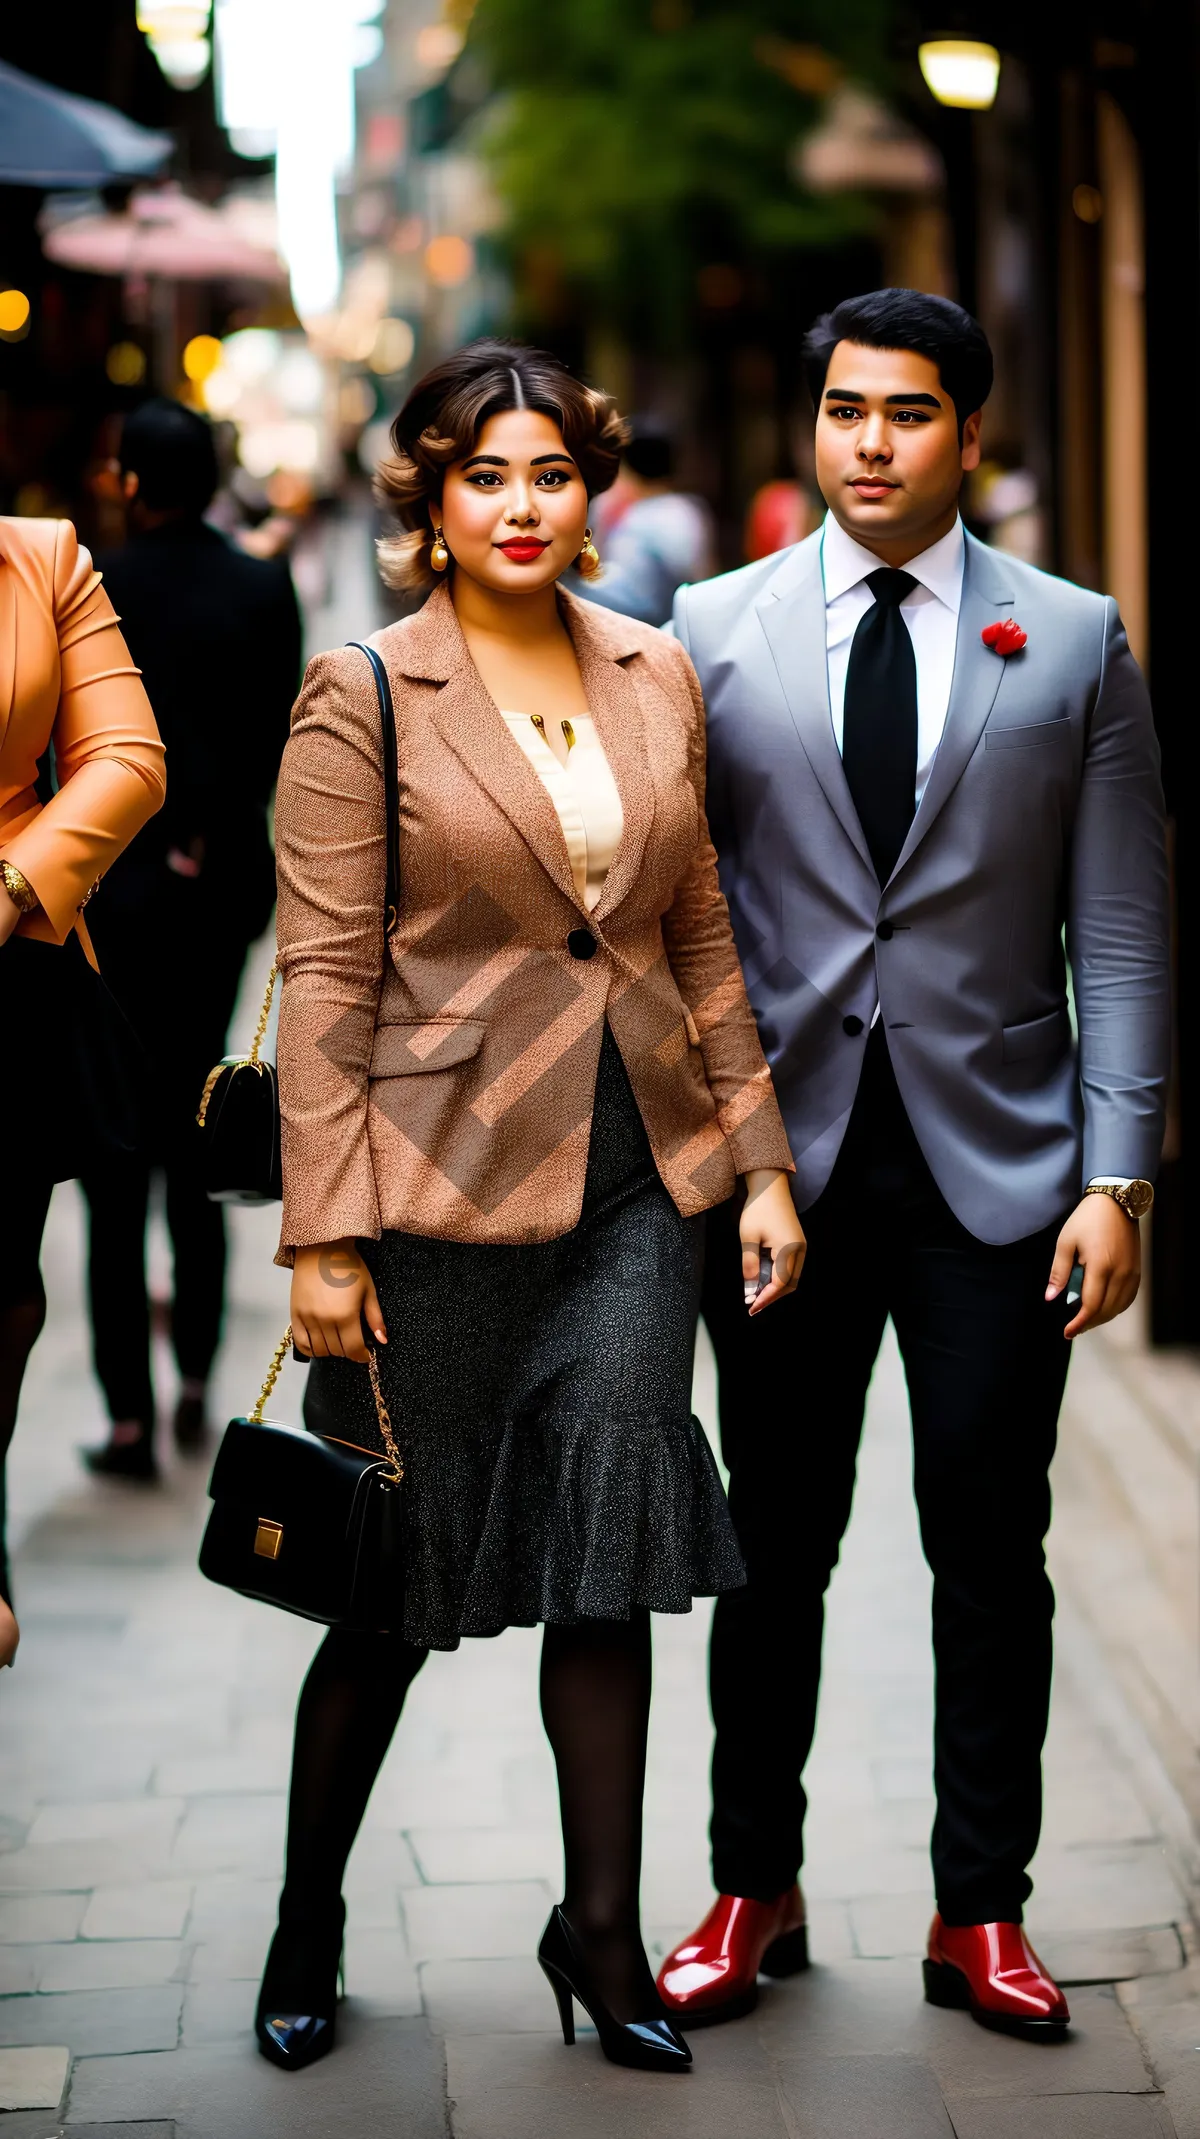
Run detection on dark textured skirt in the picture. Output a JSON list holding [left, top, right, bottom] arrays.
[[303, 1025, 745, 1650]]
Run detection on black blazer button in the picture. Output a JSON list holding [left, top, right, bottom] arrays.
[[876, 920, 894, 941], [567, 928, 598, 961], [842, 1014, 864, 1036]]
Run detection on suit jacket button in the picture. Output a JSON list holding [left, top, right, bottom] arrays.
[[876, 920, 894, 941], [842, 1014, 864, 1036], [567, 928, 598, 960]]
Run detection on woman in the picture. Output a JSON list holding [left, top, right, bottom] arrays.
[[264, 340, 802, 2075], [0, 516, 167, 1668]]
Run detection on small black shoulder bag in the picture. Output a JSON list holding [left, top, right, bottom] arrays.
[[197, 640, 400, 1203]]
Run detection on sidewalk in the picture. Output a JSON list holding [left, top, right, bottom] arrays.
[[3, 945, 1200, 2135]]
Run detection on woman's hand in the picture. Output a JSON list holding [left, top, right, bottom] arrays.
[[0, 883, 21, 949], [291, 1239, 387, 1363], [0, 1599, 19, 1669], [739, 1170, 806, 1316]]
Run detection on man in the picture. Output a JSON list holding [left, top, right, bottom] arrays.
[[577, 416, 715, 626], [657, 290, 1169, 2037], [82, 399, 301, 1478]]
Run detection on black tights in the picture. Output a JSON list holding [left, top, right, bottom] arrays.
[[0, 1177, 53, 1607], [279, 1611, 656, 2019]]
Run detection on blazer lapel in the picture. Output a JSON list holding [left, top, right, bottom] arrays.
[[559, 591, 654, 925], [755, 536, 875, 875], [890, 533, 1015, 881], [0, 540, 16, 750], [395, 582, 579, 908]]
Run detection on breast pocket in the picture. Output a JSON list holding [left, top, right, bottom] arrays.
[[985, 719, 1071, 753]]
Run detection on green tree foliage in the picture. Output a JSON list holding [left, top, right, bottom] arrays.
[[466, 0, 893, 348]]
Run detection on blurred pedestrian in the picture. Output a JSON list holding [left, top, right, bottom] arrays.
[[576, 416, 715, 626], [81, 402, 301, 1480], [0, 516, 166, 1666], [743, 475, 816, 561], [254, 339, 797, 2074]]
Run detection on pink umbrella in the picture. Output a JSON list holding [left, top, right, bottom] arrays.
[[40, 185, 285, 284]]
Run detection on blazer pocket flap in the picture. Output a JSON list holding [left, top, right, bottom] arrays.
[[369, 1019, 486, 1076], [1002, 1008, 1071, 1062], [986, 718, 1071, 751]]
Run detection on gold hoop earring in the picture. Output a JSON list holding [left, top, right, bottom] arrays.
[[575, 527, 601, 578], [430, 526, 449, 573]]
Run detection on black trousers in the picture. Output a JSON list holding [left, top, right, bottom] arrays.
[[702, 1027, 1072, 1925], [80, 892, 249, 1426]]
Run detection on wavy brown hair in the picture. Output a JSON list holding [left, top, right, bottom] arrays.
[[374, 338, 629, 593]]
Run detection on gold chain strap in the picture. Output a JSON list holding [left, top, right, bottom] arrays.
[[367, 1350, 405, 1485], [250, 1323, 404, 1487], [250, 1325, 294, 1423], [249, 963, 278, 1065], [196, 965, 279, 1127]]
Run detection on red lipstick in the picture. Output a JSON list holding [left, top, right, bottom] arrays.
[[497, 538, 551, 563]]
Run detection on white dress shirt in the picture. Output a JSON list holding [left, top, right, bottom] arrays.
[[821, 510, 965, 807]]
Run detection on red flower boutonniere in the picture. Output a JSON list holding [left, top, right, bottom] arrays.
[[981, 618, 1028, 656]]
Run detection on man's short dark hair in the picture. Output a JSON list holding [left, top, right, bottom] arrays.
[[624, 417, 674, 483], [120, 398, 219, 515], [802, 289, 993, 432]]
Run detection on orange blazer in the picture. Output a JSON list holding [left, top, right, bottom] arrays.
[[0, 517, 166, 957], [274, 581, 793, 1256]]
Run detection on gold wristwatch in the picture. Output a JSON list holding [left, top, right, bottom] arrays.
[[1084, 1179, 1155, 1221], [0, 860, 38, 915]]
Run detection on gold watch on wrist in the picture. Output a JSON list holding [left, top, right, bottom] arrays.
[[1084, 1179, 1155, 1221], [0, 859, 38, 915]]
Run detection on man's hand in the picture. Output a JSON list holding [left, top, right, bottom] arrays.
[[1046, 1193, 1141, 1340]]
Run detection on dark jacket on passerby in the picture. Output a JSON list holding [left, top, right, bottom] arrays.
[[96, 519, 301, 942]]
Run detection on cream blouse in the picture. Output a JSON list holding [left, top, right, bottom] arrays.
[[499, 710, 624, 912]]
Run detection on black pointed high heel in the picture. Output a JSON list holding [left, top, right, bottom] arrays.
[[538, 1906, 692, 2073], [255, 1897, 346, 2072]]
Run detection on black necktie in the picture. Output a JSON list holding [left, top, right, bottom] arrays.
[[841, 567, 918, 885]]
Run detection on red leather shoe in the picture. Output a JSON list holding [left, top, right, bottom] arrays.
[[656, 1887, 808, 2025], [924, 1916, 1070, 2038]]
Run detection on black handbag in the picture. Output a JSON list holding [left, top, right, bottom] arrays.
[[196, 639, 400, 1205], [199, 1325, 405, 1631], [0, 932, 147, 1183], [195, 963, 282, 1203]]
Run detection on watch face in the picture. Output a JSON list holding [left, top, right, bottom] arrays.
[[1121, 1180, 1155, 1219]]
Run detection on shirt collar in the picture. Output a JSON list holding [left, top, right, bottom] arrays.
[[820, 511, 965, 615]]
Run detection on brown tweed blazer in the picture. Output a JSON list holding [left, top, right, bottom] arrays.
[[274, 581, 792, 1258]]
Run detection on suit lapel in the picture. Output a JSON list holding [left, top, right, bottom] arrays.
[[755, 536, 875, 875], [889, 533, 1015, 881]]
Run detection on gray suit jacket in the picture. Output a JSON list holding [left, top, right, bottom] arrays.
[[674, 527, 1170, 1244]]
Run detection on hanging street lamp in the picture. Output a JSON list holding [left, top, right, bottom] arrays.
[[917, 39, 1001, 110], [136, 2, 213, 92]]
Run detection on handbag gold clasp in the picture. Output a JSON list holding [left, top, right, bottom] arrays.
[[254, 1518, 284, 1560]]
